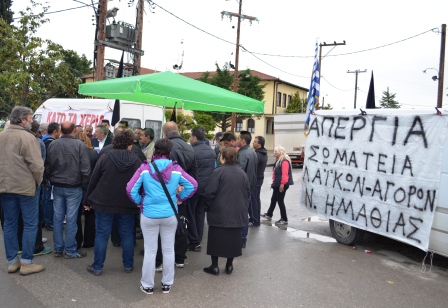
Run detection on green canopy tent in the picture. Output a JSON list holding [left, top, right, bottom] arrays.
[[78, 71, 264, 114]]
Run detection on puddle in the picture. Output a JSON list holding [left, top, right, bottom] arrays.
[[301, 216, 329, 222], [267, 223, 336, 242]]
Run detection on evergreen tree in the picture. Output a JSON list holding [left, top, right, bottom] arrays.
[[380, 87, 401, 109], [0, 0, 14, 24], [286, 91, 306, 113], [197, 63, 265, 131]]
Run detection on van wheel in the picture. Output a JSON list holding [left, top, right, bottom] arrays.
[[329, 219, 365, 245]]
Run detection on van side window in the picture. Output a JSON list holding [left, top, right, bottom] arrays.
[[145, 120, 162, 141], [121, 118, 141, 131], [33, 114, 42, 123]]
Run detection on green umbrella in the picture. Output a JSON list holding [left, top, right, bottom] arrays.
[[78, 71, 264, 114]]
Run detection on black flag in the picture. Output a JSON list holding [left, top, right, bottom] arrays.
[[366, 71, 376, 109], [111, 51, 125, 126], [170, 102, 177, 122]]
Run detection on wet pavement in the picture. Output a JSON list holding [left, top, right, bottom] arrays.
[[1, 167, 448, 307]]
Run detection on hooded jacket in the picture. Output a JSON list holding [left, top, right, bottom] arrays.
[[126, 158, 197, 219], [84, 149, 142, 215]]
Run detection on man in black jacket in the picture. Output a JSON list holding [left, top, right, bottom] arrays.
[[187, 128, 216, 252], [249, 136, 268, 227], [159, 121, 197, 267], [45, 121, 91, 259]]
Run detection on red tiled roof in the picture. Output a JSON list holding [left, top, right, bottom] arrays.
[[179, 70, 308, 91]]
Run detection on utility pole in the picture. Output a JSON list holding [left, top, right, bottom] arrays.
[[347, 69, 367, 109], [221, 2, 258, 133], [94, 0, 108, 81], [438, 24, 446, 108], [134, 0, 144, 75], [319, 41, 346, 81]]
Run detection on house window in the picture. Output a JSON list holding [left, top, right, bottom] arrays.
[[266, 118, 274, 134], [282, 94, 287, 107], [288, 95, 292, 106], [235, 118, 243, 132], [276, 92, 281, 106], [247, 119, 255, 133]]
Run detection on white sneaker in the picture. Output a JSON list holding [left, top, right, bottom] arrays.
[[155, 265, 163, 272], [42, 238, 48, 243], [175, 263, 184, 268]]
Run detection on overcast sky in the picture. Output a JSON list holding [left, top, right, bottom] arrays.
[[12, 0, 448, 110]]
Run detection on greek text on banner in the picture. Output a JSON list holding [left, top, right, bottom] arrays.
[[300, 113, 447, 251]]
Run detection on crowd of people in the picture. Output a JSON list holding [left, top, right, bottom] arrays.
[[0, 106, 294, 294]]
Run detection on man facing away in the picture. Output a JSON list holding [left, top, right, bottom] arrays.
[[0, 106, 45, 275], [236, 130, 258, 248], [45, 121, 91, 258], [249, 136, 268, 227], [187, 128, 216, 252]]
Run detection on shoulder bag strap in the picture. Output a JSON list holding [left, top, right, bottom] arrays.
[[151, 162, 180, 219]]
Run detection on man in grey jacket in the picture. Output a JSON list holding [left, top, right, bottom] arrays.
[[0, 106, 45, 275], [236, 131, 258, 248], [45, 121, 90, 259]]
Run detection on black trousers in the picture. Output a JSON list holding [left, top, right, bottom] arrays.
[[266, 186, 289, 221]]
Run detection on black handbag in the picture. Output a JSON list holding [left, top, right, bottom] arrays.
[[151, 162, 187, 236]]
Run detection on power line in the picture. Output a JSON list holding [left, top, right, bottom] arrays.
[[13, 3, 97, 20], [248, 28, 438, 58], [321, 76, 353, 91]]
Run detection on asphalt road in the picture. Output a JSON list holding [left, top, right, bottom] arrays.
[[1, 166, 448, 307]]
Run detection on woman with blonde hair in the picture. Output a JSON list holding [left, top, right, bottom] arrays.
[[261, 146, 294, 225]]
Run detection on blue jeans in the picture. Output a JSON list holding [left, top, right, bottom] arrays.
[[41, 185, 53, 226], [249, 179, 263, 226], [53, 187, 82, 253], [92, 211, 135, 271], [1, 192, 39, 265]]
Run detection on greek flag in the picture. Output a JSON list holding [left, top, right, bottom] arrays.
[[304, 41, 320, 131]]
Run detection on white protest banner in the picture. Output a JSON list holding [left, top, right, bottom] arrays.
[[41, 108, 112, 129], [300, 113, 447, 251]]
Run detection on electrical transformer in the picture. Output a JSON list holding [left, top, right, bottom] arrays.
[[106, 22, 136, 46]]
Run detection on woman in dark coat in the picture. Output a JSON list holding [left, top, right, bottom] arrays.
[[74, 131, 99, 248], [203, 147, 250, 275], [84, 130, 142, 275]]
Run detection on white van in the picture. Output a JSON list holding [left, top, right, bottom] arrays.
[[33, 98, 164, 140], [301, 108, 448, 258], [274, 113, 307, 166]]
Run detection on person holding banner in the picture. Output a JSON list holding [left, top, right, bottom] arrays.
[[261, 146, 294, 225]]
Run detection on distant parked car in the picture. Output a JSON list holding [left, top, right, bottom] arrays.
[[0, 120, 5, 128]]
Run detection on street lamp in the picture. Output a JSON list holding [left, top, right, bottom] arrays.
[[423, 68, 439, 81]]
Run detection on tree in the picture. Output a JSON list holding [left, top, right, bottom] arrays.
[[0, 0, 14, 24], [196, 63, 265, 131], [286, 91, 306, 113], [62, 49, 92, 78], [380, 87, 401, 109], [0, 1, 83, 115], [321, 103, 333, 110]]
